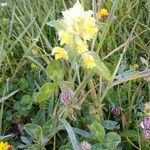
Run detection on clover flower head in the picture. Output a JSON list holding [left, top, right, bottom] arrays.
[[82, 53, 96, 69], [143, 118, 150, 130], [80, 141, 91, 150], [0, 141, 11, 150], [52, 47, 68, 60], [111, 107, 121, 116], [60, 89, 74, 105], [143, 130, 150, 140]]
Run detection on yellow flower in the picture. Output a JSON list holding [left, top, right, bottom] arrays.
[[58, 31, 73, 45], [82, 53, 96, 69], [83, 24, 98, 40], [0, 141, 11, 150], [73, 11, 98, 40], [75, 38, 88, 54], [62, 1, 86, 25], [61, 1, 98, 41], [52, 47, 68, 60], [97, 8, 108, 19]]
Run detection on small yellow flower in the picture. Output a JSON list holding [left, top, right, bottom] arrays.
[[97, 8, 108, 19], [58, 31, 73, 45], [0, 141, 11, 150], [52, 47, 68, 60], [75, 38, 88, 54], [84, 24, 98, 40], [82, 53, 96, 69]]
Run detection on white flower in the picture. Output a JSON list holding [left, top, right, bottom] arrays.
[[62, 1, 93, 26], [1, 2, 8, 7], [140, 121, 145, 129]]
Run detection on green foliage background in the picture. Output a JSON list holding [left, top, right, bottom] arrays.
[[0, 0, 150, 149]]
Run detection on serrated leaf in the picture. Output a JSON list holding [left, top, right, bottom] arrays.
[[105, 132, 121, 150], [46, 60, 64, 82], [36, 82, 57, 102], [90, 122, 106, 143]]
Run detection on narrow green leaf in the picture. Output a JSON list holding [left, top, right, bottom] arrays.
[[73, 127, 92, 139], [61, 119, 80, 150], [0, 90, 19, 103], [0, 134, 14, 140]]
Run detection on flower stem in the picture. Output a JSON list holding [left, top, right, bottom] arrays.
[[72, 71, 95, 103]]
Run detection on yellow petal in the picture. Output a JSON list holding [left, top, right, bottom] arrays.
[[52, 47, 68, 60], [0, 141, 11, 150], [75, 38, 88, 54], [97, 8, 108, 19], [59, 31, 73, 45], [82, 53, 96, 69]]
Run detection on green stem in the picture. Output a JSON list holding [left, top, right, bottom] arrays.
[[72, 71, 94, 103], [0, 102, 4, 134]]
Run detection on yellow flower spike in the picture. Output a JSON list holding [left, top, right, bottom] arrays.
[[84, 24, 98, 40], [75, 38, 88, 54], [0, 141, 11, 150], [97, 8, 108, 19], [58, 31, 73, 45], [60, 1, 98, 41], [82, 53, 96, 69], [52, 47, 68, 60]]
